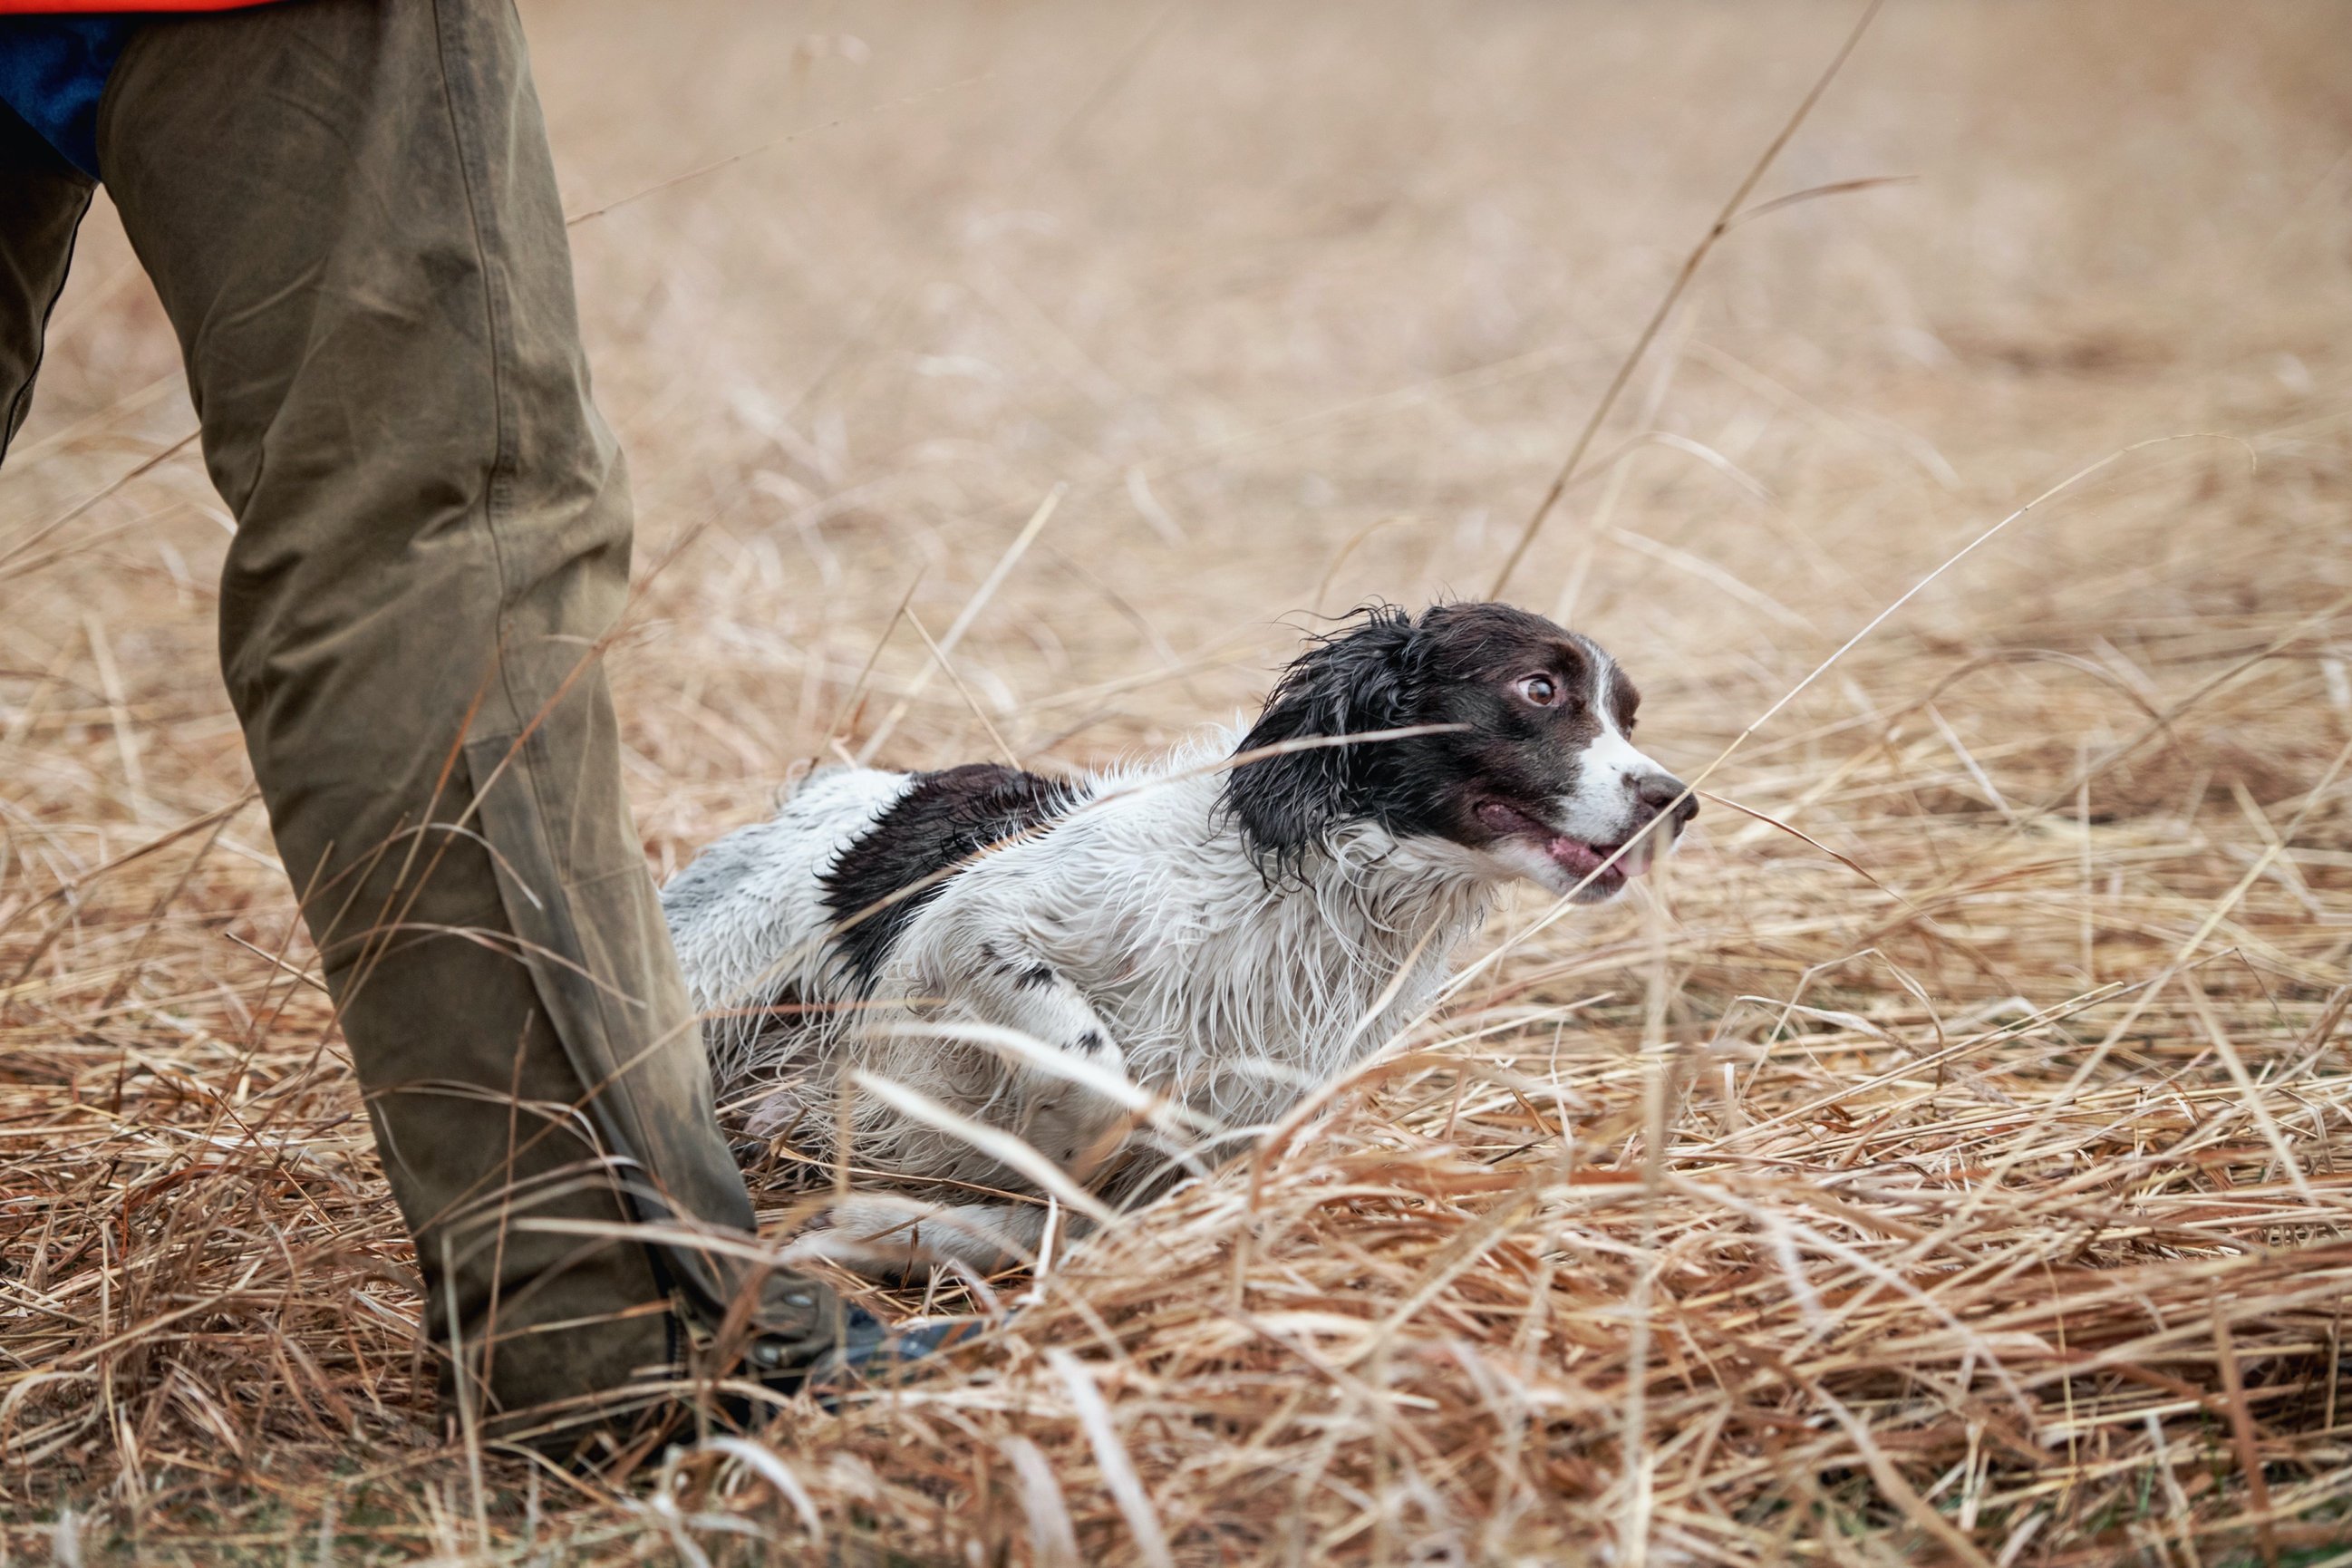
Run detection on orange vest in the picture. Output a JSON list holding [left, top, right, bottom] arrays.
[[0, 2, 278, 10]]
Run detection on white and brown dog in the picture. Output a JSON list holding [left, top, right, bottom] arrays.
[[660, 603, 1695, 1277]]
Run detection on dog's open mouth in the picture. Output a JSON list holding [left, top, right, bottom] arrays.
[[1474, 800, 1641, 889]]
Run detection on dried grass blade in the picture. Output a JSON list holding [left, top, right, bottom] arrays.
[[998, 1435, 1081, 1568], [1488, 0, 1885, 594], [1694, 789, 1896, 895], [857, 483, 1063, 764], [2212, 1310, 2279, 1568], [698, 1436, 825, 1545], [1049, 1350, 1176, 1568], [1806, 1380, 1996, 1567]]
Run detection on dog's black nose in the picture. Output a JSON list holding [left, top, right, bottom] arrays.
[[1635, 771, 1698, 828]]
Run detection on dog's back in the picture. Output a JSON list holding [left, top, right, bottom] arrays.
[[659, 764, 913, 1072]]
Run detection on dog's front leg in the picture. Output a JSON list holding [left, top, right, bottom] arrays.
[[946, 937, 1129, 1172]]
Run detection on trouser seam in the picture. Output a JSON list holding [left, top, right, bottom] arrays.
[[426, 0, 523, 675], [425, 2, 712, 1328]]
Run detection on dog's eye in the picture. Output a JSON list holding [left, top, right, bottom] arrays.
[[1516, 675, 1557, 706]]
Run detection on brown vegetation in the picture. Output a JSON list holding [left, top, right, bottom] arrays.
[[4, 1, 2349, 1561]]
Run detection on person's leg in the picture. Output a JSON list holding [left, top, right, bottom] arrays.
[[0, 99, 93, 457], [94, 0, 838, 1439]]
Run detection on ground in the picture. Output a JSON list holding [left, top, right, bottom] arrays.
[[3, 1, 2350, 1563]]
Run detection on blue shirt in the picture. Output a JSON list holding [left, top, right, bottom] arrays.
[[0, 17, 143, 179]]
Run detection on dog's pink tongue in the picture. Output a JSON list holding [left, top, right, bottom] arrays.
[[1544, 837, 1611, 877]]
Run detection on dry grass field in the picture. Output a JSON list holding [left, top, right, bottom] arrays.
[[5, 0, 2352, 1561]]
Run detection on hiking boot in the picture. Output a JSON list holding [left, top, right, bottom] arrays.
[[746, 1303, 975, 1396]]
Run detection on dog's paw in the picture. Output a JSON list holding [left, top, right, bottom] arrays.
[[782, 1196, 1048, 1282], [779, 1205, 931, 1282]]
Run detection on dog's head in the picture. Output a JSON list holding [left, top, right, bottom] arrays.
[[1220, 603, 1696, 901]]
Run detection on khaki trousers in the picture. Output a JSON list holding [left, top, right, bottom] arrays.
[[0, 0, 836, 1440]]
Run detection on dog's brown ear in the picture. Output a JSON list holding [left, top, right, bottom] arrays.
[[1219, 605, 1418, 876]]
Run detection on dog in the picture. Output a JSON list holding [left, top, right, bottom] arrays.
[[660, 602, 1696, 1278]]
